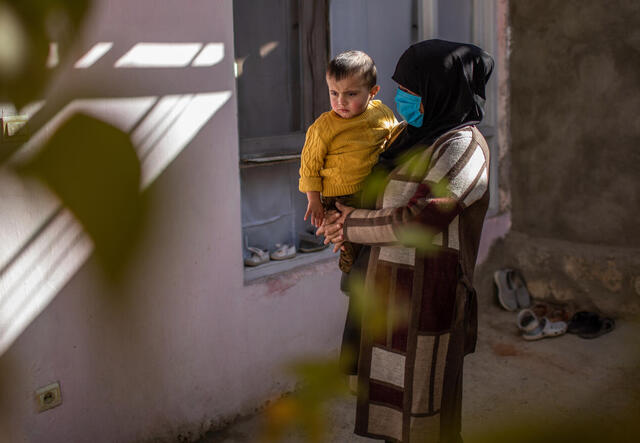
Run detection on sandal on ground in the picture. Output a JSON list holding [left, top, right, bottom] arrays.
[[517, 308, 567, 340], [568, 311, 615, 339], [244, 246, 269, 267], [567, 311, 599, 334], [494, 268, 531, 311], [579, 317, 615, 339], [270, 243, 296, 260], [494, 269, 518, 311], [510, 269, 531, 309]]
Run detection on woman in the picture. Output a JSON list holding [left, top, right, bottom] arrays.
[[318, 40, 494, 443]]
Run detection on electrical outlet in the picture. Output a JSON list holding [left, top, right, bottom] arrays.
[[35, 382, 62, 412]]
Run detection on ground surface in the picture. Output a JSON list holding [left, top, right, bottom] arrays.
[[196, 302, 640, 442]]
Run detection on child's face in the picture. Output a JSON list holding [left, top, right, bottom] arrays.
[[326, 74, 379, 119]]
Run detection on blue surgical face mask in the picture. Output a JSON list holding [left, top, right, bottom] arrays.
[[395, 88, 423, 127]]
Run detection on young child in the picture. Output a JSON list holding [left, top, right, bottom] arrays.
[[299, 50, 397, 273]]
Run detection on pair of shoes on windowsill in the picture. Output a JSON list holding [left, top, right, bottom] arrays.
[[270, 243, 296, 260]]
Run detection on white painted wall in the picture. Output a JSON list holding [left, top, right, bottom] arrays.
[[329, 0, 415, 116], [0, 1, 345, 441]]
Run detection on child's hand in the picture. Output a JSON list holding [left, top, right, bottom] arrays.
[[304, 199, 325, 227]]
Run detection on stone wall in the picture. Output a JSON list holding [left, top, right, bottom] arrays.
[[477, 0, 640, 317]]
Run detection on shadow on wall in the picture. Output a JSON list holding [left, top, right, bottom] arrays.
[[1, 29, 232, 356]]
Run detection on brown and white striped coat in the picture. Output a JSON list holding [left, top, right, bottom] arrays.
[[344, 125, 490, 443]]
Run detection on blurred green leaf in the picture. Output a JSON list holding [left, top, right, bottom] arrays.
[[360, 167, 388, 209], [0, 0, 91, 107], [18, 113, 144, 278], [263, 358, 350, 443], [396, 224, 438, 254], [346, 273, 410, 342], [0, 4, 28, 81], [346, 274, 386, 341], [430, 178, 450, 198], [397, 144, 431, 178]]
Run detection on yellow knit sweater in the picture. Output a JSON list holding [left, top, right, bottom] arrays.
[[298, 100, 397, 197]]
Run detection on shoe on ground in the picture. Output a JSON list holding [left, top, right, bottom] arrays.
[[494, 268, 531, 311], [517, 308, 567, 340], [567, 311, 615, 339]]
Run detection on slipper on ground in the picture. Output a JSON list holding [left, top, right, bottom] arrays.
[[567, 311, 616, 339], [567, 311, 599, 334], [494, 268, 518, 311], [517, 308, 567, 341]]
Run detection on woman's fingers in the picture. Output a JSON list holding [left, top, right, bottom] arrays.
[[317, 212, 338, 235], [325, 210, 341, 223], [335, 202, 355, 217], [316, 207, 347, 245], [324, 232, 343, 245], [323, 224, 342, 237]]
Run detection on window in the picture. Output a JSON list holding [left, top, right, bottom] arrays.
[[233, 0, 330, 279], [417, 0, 499, 214]]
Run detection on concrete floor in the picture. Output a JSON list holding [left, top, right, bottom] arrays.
[[197, 303, 640, 442]]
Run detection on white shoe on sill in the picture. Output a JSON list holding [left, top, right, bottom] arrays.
[[244, 246, 270, 267], [270, 243, 296, 261]]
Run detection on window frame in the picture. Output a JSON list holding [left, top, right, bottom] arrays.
[[233, 0, 333, 282]]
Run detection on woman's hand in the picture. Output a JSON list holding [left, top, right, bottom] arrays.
[[316, 202, 355, 253]]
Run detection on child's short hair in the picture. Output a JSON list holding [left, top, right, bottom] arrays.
[[326, 50, 377, 89]]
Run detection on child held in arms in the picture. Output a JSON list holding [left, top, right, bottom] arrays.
[[299, 50, 398, 273]]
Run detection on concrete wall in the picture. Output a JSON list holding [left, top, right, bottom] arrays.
[[0, 1, 345, 441], [478, 0, 640, 316]]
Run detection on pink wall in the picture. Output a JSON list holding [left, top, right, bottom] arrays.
[[0, 2, 511, 441], [0, 1, 346, 441]]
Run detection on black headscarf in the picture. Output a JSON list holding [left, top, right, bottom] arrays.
[[381, 39, 494, 164]]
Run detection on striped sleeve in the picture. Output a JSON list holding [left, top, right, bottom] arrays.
[[343, 129, 488, 246]]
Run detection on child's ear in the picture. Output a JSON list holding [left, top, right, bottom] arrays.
[[370, 85, 380, 98]]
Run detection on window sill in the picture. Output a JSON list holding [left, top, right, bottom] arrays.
[[239, 153, 301, 169], [243, 247, 337, 283]]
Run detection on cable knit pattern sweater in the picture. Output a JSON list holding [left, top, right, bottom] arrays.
[[298, 100, 397, 197]]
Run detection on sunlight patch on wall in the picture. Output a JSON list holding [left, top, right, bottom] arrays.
[[0, 207, 93, 354], [139, 91, 231, 186], [259, 41, 279, 58], [234, 56, 248, 78], [74, 42, 114, 68], [115, 43, 203, 68], [13, 97, 157, 162], [0, 101, 45, 118], [0, 90, 231, 356], [192, 43, 225, 67], [46, 42, 59, 68]]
